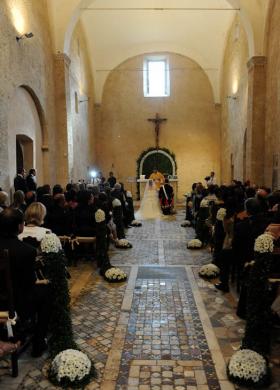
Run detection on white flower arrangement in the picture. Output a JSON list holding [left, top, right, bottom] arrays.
[[228, 349, 268, 385], [187, 239, 202, 249], [131, 220, 142, 227], [181, 220, 191, 227], [104, 267, 127, 282], [200, 198, 209, 208], [199, 263, 220, 279], [216, 208, 226, 221], [95, 209, 106, 223], [115, 238, 132, 248], [41, 233, 62, 253], [254, 233, 274, 253], [50, 349, 91, 384], [112, 198, 122, 208]]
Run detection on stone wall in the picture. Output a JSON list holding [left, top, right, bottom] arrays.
[[264, 0, 280, 189], [0, 0, 56, 192], [220, 15, 249, 184], [96, 53, 221, 199]]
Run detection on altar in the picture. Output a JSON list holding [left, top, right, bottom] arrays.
[[137, 178, 179, 203]]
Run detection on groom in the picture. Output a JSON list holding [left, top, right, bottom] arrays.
[[149, 168, 165, 190]]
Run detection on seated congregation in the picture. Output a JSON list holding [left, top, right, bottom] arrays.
[[0, 173, 136, 379], [185, 181, 280, 387]]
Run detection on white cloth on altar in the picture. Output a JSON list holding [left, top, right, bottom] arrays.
[[135, 180, 162, 220]]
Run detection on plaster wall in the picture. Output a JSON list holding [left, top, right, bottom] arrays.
[[69, 22, 96, 182], [96, 53, 221, 198], [220, 15, 249, 183]]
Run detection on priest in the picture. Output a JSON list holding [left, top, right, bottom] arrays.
[[149, 168, 165, 190]]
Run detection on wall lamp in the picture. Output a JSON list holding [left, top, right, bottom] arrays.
[[16, 32, 34, 42], [79, 97, 90, 103], [226, 95, 238, 100]]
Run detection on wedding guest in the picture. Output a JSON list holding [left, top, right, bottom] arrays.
[[18, 202, 51, 244], [45, 194, 71, 236], [108, 171, 117, 188], [11, 190, 27, 213], [0, 191, 9, 213], [74, 190, 96, 237], [26, 169, 37, 192], [25, 190, 37, 207], [0, 208, 51, 357], [14, 168, 28, 193]]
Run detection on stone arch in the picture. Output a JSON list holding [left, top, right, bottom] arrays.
[[8, 86, 49, 189], [138, 149, 177, 178]]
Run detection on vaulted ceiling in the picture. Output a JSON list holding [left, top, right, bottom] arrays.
[[48, 0, 269, 103]]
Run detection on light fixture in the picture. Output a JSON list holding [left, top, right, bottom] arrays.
[[79, 97, 90, 103], [90, 170, 97, 179], [16, 32, 34, 42], [226, 95, 238, 100]]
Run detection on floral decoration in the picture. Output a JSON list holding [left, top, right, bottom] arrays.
[[104, 267, 127, 282], [227, 349, 270, 387], [181, 220, 191, 227], [131, 220, 142, 227], [115, 239, 133, 248], [200, 198, 209, 208], [95, 209, 106, 223], [216, 208, 226, 221], [41, 233, 62, 253], [254, 233, 274, 253], [49, 349, 95, 388], [187, 239, 202, 249], [199, 263, 220, 279], [112, 198, 122, 208]]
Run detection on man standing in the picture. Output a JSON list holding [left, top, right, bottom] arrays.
[[26, 168, 37, 192], [108, 171, 117, 188], [149, 168, 165, 190], [14, 168, 28, 193], [205, 171, 216, 186]]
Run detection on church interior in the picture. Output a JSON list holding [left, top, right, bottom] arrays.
[[1, 0, 280, 389]]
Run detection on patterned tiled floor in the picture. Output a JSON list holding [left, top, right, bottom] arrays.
[[1, 209, 279, 389]]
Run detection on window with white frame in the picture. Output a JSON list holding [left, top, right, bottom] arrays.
[[143, 57, 170, 97]]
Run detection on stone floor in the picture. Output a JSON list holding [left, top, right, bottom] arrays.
[[0, 209, 280, 389]]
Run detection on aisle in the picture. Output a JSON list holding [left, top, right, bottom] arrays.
[[5, 210, 279, 389]]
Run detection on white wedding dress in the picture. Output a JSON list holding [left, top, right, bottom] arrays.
[[135, 180, 162, 220]]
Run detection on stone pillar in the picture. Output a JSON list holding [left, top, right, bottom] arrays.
[[54, 53, 73, 185], [246, 56, 266, 185]]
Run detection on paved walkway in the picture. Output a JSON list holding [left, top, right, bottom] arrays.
[[1, 210, 279, 389]]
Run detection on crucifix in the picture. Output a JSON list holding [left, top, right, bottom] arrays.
[[147, 113, 167, 149]]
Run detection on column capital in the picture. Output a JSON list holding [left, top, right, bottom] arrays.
[[54, 52, 71, 67], [247, 56, 266, 70]]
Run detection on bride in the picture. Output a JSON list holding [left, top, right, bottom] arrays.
[[135, 180, 162, 220]]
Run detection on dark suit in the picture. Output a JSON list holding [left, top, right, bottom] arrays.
[[14, 175, 28, 193], [0, 236, 50, 345], [26, 174, 37, 192]]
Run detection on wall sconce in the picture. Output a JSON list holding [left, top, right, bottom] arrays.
[[226, 95, 238, 101], [16, 32, 34, 42], [79, 97, 90, 103]]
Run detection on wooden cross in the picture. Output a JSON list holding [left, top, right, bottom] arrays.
[[148, 113, 167, 149]]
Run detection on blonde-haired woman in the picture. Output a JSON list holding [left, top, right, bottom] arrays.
[[18, 202, 51, 244]]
